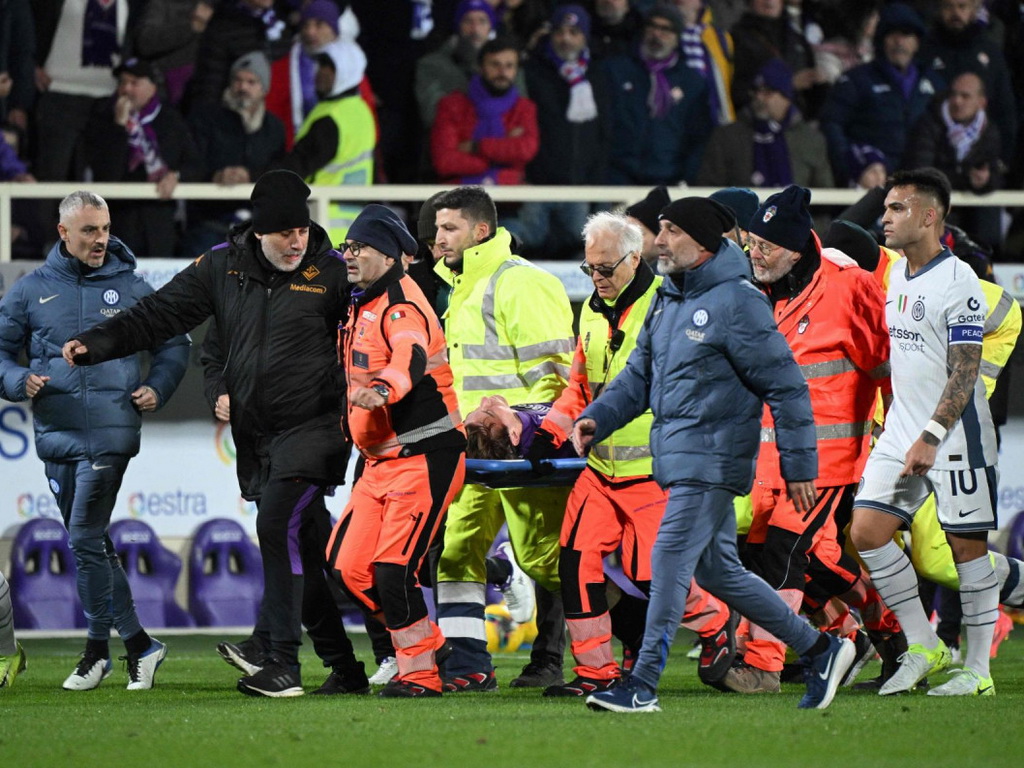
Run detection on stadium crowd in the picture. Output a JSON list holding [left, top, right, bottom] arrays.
[[1, 0, 1024, 713], [1, 0, 1023, 261]]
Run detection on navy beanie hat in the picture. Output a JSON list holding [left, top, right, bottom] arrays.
[[709, 187, 760, 231], [659, 197, 735, 253], [551, 4, 591, 38], [875, 2, 925, 43], [625, 186, 671, 236], [754, 58, 794, 101], [747, 185, 813, 252], [348, 204, 418, 260], [250, 170, 311, 234]]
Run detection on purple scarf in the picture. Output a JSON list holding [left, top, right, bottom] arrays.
[[464, 75, 520, 183], [82, 0, 119, 67], [124, 95, 169, 181], [298, 50, 318, 119], [751, 107, 794, 187], [882, 60, 919, 101], [543, 40, 589, 86], [640, 49, 680, 119]]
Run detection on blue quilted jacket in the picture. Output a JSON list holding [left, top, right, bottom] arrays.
[[0, 237, 190, 461], [581, 239, 816, 494]]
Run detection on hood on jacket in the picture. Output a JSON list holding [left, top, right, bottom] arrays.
[[45, 235, 138, 281], [873, 2, 925, 58], [317, 38, 367, 97]]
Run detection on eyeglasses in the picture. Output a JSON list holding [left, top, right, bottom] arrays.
[[580, 251, 631, 278], [645, 21, 677, 33], [745, 237, 780, 257], [339, 241, 367, 257]]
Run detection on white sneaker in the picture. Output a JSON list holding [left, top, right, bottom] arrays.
[[63, 653, 113, 691], [927, 667, 995, 696], [497, 542, 535, 624], [125, 639, 167, 690], [368, 656, 398, 685], [878, 641, 951, 696]]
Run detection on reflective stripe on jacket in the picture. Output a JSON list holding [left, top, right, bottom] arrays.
[[757, 244, 890, 488], [436, 228, 574, 414], [343, 264, 465, 459], [543, 263, 661, 478]]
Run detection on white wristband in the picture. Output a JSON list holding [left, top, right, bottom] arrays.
[[924, 420, 947, 442]]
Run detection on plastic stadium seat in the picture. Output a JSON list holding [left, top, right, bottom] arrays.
[[1006, 511, 1024, 561], [9, 518, 84, 629], [188, 518, 263, 627], [108, 519, 195, 628]]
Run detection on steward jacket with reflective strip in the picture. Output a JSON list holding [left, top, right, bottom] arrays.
[[876, 249, 1021, 396], [294, 93, 375, 187], [436, 228, 574, 413], [541, 261, 661, 478], [343, 263, 466, 460], [757, 244, 890, 488]]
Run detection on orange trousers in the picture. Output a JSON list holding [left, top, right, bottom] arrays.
[[327, 449, 464, 690]]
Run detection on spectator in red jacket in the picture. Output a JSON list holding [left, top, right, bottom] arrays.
[[430, 36, 539, 185]]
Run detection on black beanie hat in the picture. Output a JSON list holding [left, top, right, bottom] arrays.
[[747, 185, 813, 252], [417, 191, 446, 241], [658, 197, 736, 253], [348, 204, 418, 260], [625, 186, 671, 236], [250, 170, 311, 234], [823, 219, 880, 272]]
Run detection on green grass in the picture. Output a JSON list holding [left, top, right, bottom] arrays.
[[3, 631, 1024, 768]]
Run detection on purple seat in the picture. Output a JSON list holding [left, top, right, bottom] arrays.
[[9, 518, 84, 629], [188, 518, 263, 627], [108, 519, 195, 628], [1006, 511, 1024, 561]]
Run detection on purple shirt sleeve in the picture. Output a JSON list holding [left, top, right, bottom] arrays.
[[0, 136, 28, 180]]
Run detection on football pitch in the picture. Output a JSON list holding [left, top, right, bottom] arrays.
[[3, 630, 1023, 768]]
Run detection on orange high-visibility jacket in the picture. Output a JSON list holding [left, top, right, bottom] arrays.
[[341, 264, 465, 459], [757, 240, 890, 488]]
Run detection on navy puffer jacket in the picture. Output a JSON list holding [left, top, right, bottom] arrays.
[[581, 240, 816, 494], [0, 237, 190, 461]]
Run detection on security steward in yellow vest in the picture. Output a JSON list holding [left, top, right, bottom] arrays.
[[537, 212, 735, 697], [277, 39, 374, 245], [431, 186, 576, 692]]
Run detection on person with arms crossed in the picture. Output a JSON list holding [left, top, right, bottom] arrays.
[[850, 168, 1001, 697], [577, 197, 855, 713], [0, 191, 189, 690]]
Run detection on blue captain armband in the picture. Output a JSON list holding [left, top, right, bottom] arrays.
[[948, 325, 983, 344]]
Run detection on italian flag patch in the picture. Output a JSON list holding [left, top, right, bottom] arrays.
[[389, 310, 405, 320]]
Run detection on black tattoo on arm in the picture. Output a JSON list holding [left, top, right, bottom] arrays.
[[930, 343, 982, 431]]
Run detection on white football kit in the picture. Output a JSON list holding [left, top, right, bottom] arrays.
[[856, 249, 998, 531]]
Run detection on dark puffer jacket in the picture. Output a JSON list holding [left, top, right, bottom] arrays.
[[581, 239, 817, 494], [0, 236, 189, 461]]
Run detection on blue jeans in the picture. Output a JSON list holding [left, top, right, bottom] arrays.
[[46, 457, 142, 642], [631, 484, 820, 690]]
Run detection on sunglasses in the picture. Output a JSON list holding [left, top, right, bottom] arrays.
[[580, 251, 632, 278]]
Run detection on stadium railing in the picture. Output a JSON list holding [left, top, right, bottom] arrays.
[[3, 182, 1024, 263]]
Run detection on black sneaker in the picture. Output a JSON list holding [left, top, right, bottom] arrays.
[[379, 679, 442, 698], [442, 669, 498, 692], [543, 675, 619, 697], [217, 638, 266, 676], [510, 661, 564, 688], [310, 668, 371, 695], [855, 629, 909, 691], [237, 658, 304, 698], [697, 607, 739, 690]]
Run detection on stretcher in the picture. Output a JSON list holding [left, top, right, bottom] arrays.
[[464, 458, 588, 488]]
